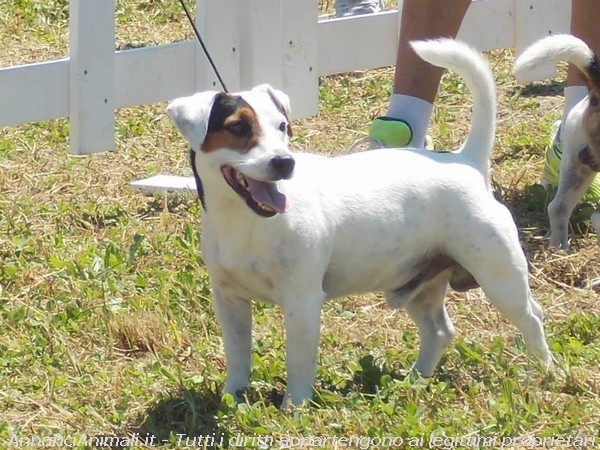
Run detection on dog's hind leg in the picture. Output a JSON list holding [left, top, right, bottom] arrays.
[[213, 288, 253, 399], [400, 276, 455, 377], [456, 231, 553, 369], [480, 275, 551, 368]]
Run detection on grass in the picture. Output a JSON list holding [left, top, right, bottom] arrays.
[[1, 1, 599, 448]]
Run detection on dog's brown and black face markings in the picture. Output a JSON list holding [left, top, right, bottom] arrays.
[[193, 92, 292, 218], [201, 93, 262, 153], [190, 93, 261, 211]]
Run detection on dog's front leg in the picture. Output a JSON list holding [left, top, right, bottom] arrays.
[[281, 293, 325, 408], [213, 288, 252, 400], [548, 166, 597, 250]]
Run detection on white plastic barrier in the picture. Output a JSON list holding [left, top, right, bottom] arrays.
[[0, 0, 570, 192]]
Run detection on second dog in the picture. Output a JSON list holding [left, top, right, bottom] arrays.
[[515, 34, 600, 250]]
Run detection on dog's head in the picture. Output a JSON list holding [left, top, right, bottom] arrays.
[[167, 84, 295, 217]]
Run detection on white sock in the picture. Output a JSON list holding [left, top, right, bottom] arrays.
[[562, 85, 588, 122], [386, 94, 434, 147]]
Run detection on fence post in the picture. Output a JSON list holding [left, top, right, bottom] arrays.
[[281, 0, 319, 118], [514, 0, 571, 80], [69, 0, 116, 154], [239, 0, 285, 90], [195, 0, 241, 92], [237, 0, 318, 118]]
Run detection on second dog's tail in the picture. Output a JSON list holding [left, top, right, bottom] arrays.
[[411, 38, 496, 179], [514, 34, 600, 98]]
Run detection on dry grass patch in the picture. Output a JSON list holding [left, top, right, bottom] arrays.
[[107, 309, 186, 356]]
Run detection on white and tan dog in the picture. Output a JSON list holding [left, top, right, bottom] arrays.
[[168, 38, 552, 407], [515, 34, 600, 250]]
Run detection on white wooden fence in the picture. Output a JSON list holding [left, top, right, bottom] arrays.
[[1, 0, 570, 156]]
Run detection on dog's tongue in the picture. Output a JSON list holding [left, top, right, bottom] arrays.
[[246, 178, 289, 213]]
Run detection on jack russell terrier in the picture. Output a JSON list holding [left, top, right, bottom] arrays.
[[515, 34, 600, 250], [167, 38, 552, 407]]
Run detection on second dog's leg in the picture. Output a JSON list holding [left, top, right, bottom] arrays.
[[213, 288, 252, 399], [548, 161, 597, 250], [403, 277, 455, 377]]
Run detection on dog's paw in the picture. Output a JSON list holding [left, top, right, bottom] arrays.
[[223, 383, 251, 405], [281, 387, 315, 411]]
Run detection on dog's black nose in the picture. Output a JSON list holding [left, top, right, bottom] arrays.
[[270, 155, 295, 180]]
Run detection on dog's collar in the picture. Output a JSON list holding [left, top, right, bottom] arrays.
[[189, 148, 207, 211]]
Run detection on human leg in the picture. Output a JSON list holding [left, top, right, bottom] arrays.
[[567, 0, 600, 92], [369, 0, 470, 147]]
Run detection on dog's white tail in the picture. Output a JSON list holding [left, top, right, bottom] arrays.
[[514, 34, 600, 97], [411, 38, 496, 178]]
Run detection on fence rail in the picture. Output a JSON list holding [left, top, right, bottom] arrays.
[[0, 0, 570, 155]]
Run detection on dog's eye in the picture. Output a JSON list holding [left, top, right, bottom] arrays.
[[278, 121, 287, 133], [226, 120, 251, 136]]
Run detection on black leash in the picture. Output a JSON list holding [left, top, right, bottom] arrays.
[[178, 0, 229, 93]]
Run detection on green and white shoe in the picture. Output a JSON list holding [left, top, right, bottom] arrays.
[[347, 116, 433, 153], [369, 116, 413, 148], [543, 121, 600, 201]]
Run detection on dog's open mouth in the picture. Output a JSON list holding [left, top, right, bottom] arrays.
[[221, 166, 289, 217]]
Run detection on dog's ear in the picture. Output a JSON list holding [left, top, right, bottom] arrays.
[[167, 91, 220, 151], [253, 84, 293, 137]]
